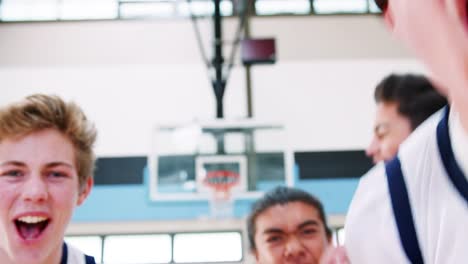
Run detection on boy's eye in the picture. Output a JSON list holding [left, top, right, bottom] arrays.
[[48, 171, 67, 178], [2, 170, 24, 177], [376, 132, 387, 140], [376, 126, 389, 139], [266, 236, 282, 243], [302, 229, 317, 235]]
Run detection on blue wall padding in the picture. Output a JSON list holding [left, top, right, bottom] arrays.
[[72, 165, 360, 222]]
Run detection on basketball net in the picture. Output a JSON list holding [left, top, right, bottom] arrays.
[[204, 170, 240, 219]]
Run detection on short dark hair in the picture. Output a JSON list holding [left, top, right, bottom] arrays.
[[374, 73, 447, 130], [247, 186, 331, 251]]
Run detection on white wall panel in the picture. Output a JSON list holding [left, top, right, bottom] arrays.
[[0, 16, 426, 156]]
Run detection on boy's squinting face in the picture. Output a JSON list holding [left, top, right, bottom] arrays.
[[366, 102, 412, 163], [0, 129, 91, 264], [253, 202, 330, 264]]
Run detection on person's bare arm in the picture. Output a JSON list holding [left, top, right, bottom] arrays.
[[386, 0, 468, 132]]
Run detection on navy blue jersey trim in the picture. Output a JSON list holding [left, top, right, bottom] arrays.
[[60, 243, 68, 264], [60, 242, 96, 264], [85, 255, 96, 264], [385, 157, 425, 264], [436, 107, 468, 203]]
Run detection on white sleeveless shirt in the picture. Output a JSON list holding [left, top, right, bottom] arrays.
[[345, 109, 468, 263]]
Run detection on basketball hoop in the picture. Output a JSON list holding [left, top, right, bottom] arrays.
[[204, 170, 240, 201], [195, 155, 247, 218], [204, 169, 239, 219]]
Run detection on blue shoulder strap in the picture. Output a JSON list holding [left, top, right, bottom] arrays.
[[60, 242, 96, 264], [385, 157, 425, 264], [85, 255, 96, 264], [436, 107, 468, 203], [60, 243, 68, 264]]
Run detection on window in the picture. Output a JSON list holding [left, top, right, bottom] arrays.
[[173, 232, 242, 263], [65, 231, 244, 263], [177, 0, 233, 17], [0, 0, 58, 21], [0, 0, 381, 22], [255, 0, 311, 16], [61, 0, 117, 20], [103, 234, 172, 264], [119, 1, 176, 19], [368, 0, 382, 13], [313, 0, 368, 14]]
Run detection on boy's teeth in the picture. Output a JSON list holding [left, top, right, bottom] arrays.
[[18, 216, 47, 224]]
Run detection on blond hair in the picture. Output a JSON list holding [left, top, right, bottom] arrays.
[[0, 94, 97, 189]]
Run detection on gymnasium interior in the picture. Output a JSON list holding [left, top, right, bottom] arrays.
[[0, 1, 427, 263]]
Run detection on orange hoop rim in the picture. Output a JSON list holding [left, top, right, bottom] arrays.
[[203, 170, 240, 198]]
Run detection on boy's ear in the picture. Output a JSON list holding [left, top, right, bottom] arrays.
[[77, 177, 93, 206], [253, 249, 260, 263]]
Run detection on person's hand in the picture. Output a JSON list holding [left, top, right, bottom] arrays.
[[320, 246, 350, 264]]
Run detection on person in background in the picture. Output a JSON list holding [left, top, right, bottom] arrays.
[[366, 73, 447, 163], [247, 186, 336, 264], [321, 73, 447, 264], [0, 94, 97, 264], [345, 0, 468, 263]]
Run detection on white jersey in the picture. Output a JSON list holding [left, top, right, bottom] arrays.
[[61, 243, 96, 264], [345, 108, 468, 264]]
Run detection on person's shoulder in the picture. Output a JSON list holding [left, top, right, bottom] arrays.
[[66, 243, 96, 264], [345, 163, 407, 263], [400, 109, 443, 152], [348, 163, 387, 215], [349, 109, 444, 211], [398, 109, 444, 187], [345, 164, 389, 226], [355, 163, 386, 195]]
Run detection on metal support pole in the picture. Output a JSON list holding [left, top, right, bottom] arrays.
[[244, 0, 254, 118], [213, 0, 225, 119]]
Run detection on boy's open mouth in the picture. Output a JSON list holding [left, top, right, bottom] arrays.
[[465, 0, 468, 30], [452, 0, 468, 31], [14, 216, 50, 240]]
